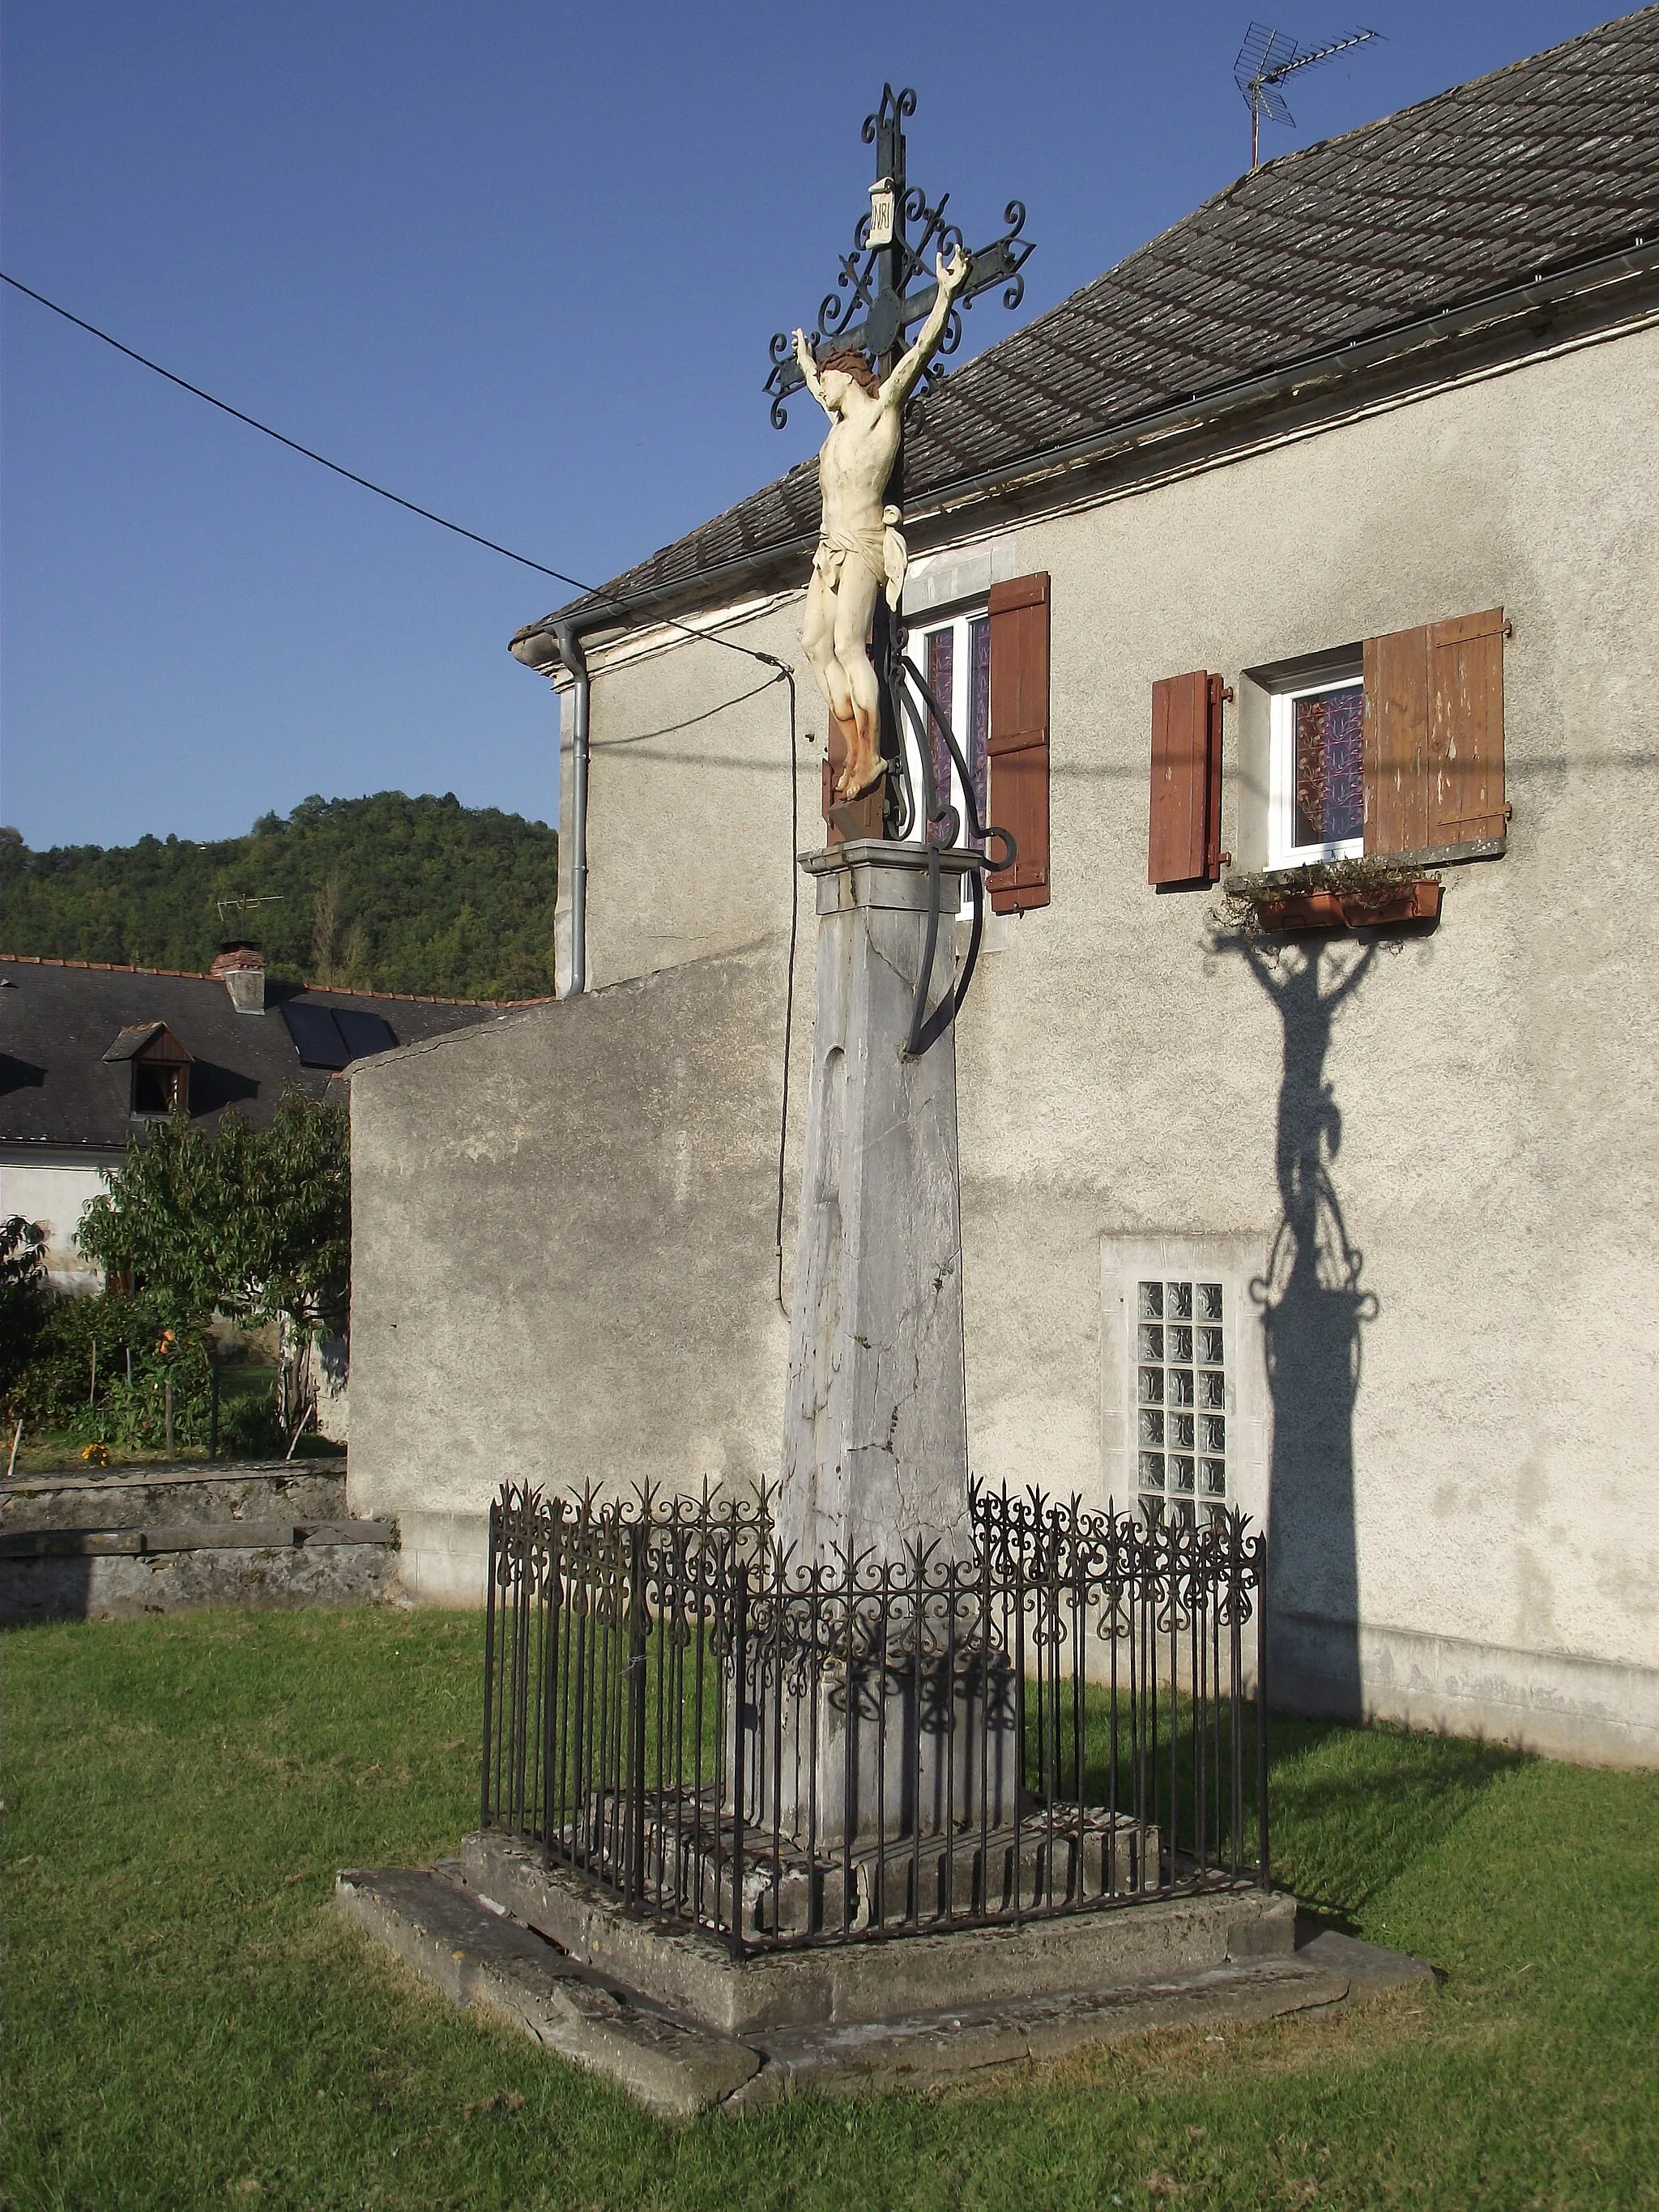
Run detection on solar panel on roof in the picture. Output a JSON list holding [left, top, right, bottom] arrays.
[[333, 1009, 398, 1063], [281, 1003, 399, 1070], [281, 1003, 351, 1070]]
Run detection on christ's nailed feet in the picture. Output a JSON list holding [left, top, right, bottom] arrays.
[[838, 756, 887, 802]]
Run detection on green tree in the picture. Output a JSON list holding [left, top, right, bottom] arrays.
[[76, 1093, 350, 1340], [75, 1094, 350, 1443], [8, 1291, 222, 1454]]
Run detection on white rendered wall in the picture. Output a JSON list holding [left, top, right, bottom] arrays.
[[0, 1153, 112, 1293]]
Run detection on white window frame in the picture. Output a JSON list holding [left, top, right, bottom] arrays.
[[905, 604, 990, 914], [1268, 669, 1365, 869]]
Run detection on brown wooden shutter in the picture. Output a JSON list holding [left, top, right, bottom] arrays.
[[1430, 609, 1507, 844], [1363, 626, 1430, 855], [987, 573, 1050, 914], [1148, 671, 1224, 884], [1364, 608, 1505, 857]]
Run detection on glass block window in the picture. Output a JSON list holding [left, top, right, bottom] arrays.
[[1137, 1278, 1228, 1522]]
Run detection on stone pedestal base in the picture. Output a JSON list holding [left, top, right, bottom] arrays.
[[458, 1828, 1300, 2037], [778, 840, 983, 1565], [548, 1788, 1155, 1944], [737, 1643, 1020, 1854]]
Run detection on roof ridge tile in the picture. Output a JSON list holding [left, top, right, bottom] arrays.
[[0, 949, 542, 1008]]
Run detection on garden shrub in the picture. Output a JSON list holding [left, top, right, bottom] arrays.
[[215, 1387, 285, 1459], [8, 1290, 217, 1451]]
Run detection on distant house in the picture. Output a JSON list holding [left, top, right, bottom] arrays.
[[0, 948, 506, 1291], [347, 15, 1659, 1764]]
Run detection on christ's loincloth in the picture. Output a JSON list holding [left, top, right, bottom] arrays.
[[812, 506, 907, 607]]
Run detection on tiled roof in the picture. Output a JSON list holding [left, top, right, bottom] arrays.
[[534, 7, 1659, 633], [0, 959, 510, 1151]]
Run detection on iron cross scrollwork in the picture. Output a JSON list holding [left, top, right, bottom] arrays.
[[765, 85, 1033, 421], [769, 86, 1032, 1056]]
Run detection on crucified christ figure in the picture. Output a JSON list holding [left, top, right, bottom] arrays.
[[795, 245, 972, 803]]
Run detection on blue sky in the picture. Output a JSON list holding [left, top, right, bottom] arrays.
[[1, 0, 1625, 849]]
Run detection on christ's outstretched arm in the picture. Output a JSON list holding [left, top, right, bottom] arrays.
[[793, 329, 833, 418], [880, 246, 972, 411]]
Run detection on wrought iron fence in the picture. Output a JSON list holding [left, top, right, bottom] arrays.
[[482, 1481, 1269, 1957]]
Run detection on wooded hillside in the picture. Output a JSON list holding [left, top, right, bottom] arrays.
[[0, 792, 557, 1003]]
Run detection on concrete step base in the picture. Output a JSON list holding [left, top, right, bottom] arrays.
[[335, 1865, 760, 2122], [727, 1955, 1350, 2109], [462, 1828, 1297, 2039], [335, 1861, 1433, 2120], [1, 1519, 393, 1558]]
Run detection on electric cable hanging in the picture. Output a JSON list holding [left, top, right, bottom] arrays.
[[774, 665, 801, 1315], [591, 672, 786, 748], [0, 270, 783, 673]]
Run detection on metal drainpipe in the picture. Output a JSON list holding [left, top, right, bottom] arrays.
[[555, 622, 591, 995]]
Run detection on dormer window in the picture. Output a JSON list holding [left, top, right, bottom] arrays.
[[104, 1023, 194, 1118]]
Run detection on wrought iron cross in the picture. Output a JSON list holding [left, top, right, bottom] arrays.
[[764, 85, 1033, 424]]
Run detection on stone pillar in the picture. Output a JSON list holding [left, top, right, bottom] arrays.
[[761, 839, 1000, 1861], [776, 839, 981, 1566]]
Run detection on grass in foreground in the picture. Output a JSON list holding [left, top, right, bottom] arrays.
[[6, 1608, 1656, 2211]]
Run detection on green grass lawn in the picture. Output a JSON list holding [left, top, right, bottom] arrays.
[[6, 1609, 1656, 2211]]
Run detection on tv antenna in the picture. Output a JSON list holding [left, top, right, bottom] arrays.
[[1235, 22, 1380, 171], [215, 893, 285, 925]]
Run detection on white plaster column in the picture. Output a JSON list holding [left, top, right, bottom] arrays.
[[776, 839, 980, 1565]]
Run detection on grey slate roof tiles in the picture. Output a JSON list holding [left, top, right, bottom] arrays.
[[0, 958, 511, 1151], [540, 7, 1659, 629]]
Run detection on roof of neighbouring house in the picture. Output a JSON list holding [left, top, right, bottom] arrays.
[[521, 6, 1659, 641], [0, 957, 527, 1151]]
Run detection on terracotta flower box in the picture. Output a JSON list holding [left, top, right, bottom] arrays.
[[1256, 880, 1442, 933]]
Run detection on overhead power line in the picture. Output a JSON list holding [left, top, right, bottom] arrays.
[[0, 268, 780, 667], [0, 270, 595, 593]]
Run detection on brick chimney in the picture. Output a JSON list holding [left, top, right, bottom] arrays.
[[211, 943, 266, 1014]]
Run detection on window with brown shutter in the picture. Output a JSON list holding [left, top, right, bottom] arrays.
[[1149, 671, 1225, 884], [1363, 609, 1507, 859], [986, 573, 1050, 914]]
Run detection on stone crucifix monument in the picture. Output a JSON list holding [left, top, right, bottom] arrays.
[[341, 87, 1302, 2112], [761, 90, 1034, 1848], [774, 248, 975, 1570]]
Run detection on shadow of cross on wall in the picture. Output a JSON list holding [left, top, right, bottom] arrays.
[[1223, 936, 1381, 1717]]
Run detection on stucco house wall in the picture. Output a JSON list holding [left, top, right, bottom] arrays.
[[351, 322, 1659, 1762], [347, 948, 793, 1602], [949, 326, 1659, 1763], [0, 1151, 112, 1293]]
